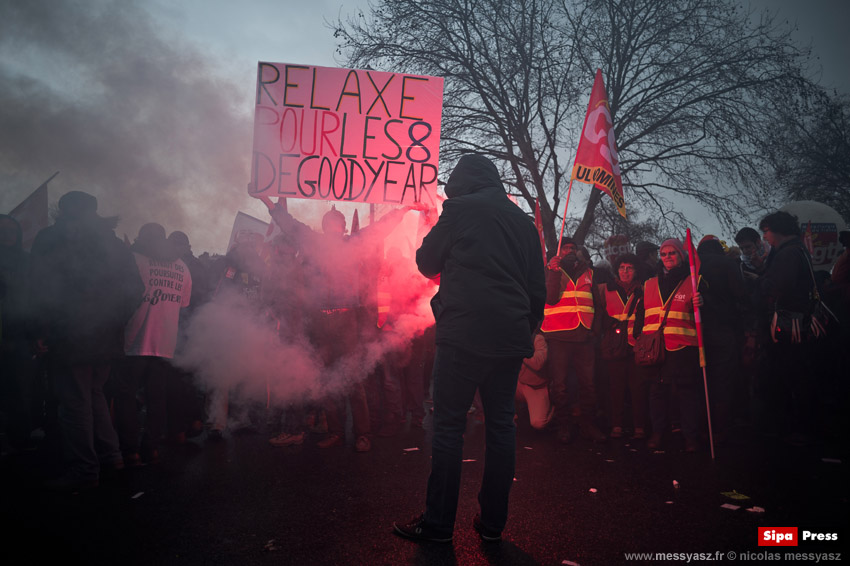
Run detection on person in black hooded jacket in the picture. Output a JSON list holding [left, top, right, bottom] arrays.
[[30, 191, 143, 490], [393, 153, 546, 544], [696, 236, 746, 442]]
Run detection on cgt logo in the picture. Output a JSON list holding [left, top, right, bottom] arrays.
[[759, 527, 798, 546]]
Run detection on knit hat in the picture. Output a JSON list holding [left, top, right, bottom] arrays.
[[634, 240, 659, 260], [58, 191, 98, 218], [560, 236, 577, 249], [659, 238, 686, 261]]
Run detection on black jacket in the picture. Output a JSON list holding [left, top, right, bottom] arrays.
[[696, 240, 747, 332], [29, 214, 144, 364], [416, 154, 546, 357], [759, 237, 813, 314]]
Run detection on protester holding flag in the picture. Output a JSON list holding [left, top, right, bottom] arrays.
[[543, 237, 607, 444], [641, 239, 705, 453]]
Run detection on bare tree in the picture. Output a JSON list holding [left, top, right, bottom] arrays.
[[334, 0, 816, 249], [335, 0, 580, 251], [566, 0, 815, 241], [763, 90, 850, 220]]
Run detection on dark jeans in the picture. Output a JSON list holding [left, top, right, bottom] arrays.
[[113, 356, 169, 456], [761, 341, 814, 435], [547, 339, 597, 423], [312, 309, 371, 439], [704, 329, 741, 436], [423, 345, 523, 537], [648, 347, 703, 442], [606, 356, 648, 430], [52, 361, 122, 480]]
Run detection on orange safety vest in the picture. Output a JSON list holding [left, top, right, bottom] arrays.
[[642, 276, 698, 351], [603, 287, 639, 347], [541, 268, 595, 333]]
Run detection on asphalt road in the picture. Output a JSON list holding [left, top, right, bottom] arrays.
[[2, 410, 847, 566]]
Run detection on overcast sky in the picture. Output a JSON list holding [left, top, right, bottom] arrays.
[[1, 0, 848, 253]]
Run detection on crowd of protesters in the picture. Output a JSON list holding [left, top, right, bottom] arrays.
[[1, 188, 848, 492]]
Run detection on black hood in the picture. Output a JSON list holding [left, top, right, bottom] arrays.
[[444, 154, 505, 198]]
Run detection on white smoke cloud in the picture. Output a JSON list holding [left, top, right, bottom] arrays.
[[174, 207, 438, 412]]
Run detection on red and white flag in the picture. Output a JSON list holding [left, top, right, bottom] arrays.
[[571, 69, 626, 218], [10, 180, 50, 251]]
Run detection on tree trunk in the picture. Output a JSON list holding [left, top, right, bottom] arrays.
[[573, 189, 604, 245]]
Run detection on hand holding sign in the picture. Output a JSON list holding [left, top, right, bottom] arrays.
[[250, 62, 444, 207]]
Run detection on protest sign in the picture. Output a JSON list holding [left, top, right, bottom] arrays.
[[226, 211, 271, 255], [249, 62, 444, 207]]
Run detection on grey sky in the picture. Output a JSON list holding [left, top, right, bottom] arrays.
[[1, 0, 847, 252]]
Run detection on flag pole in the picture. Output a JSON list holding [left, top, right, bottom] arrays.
[[686, 228, 715, 460], [556, 179, 575, 256], [534, 198, 547, 266]]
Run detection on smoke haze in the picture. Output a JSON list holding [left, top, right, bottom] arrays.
[[174, 208, 439, 413], [0, 0, 255, 253]]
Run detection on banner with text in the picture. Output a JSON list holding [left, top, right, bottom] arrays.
[[250, 62, 444, 207]]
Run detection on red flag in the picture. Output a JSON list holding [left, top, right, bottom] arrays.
[[10, 178, 51, 251], [533, 199, 547, 265], [571, 69, 626, 217]]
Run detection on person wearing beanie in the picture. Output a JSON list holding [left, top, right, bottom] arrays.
[[638, 238, 706, 452], [597, 253, 649, 440], [542, 235, 607, 444], [634, 240, 660, 283], [30, 191, 144, 490]]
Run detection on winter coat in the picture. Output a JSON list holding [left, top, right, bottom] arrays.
[[759, 237, 813, 314], [29, 215, 144, 364], [416, 154, 546, 358]]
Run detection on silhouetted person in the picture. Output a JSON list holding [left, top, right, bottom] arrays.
[[30, 191, 143, 490], [113, 223, 192, 464], [393, 153, 545, 543], [0, 214, 37, 450]]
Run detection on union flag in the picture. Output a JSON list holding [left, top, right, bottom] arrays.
[[571, 69, 626, 218]]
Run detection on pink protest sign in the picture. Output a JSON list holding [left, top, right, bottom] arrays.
[[250, 62, 444, 206]]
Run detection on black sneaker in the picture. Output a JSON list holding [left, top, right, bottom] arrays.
[[393, 515, 452, 543], [472, 514, 502, 542]]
